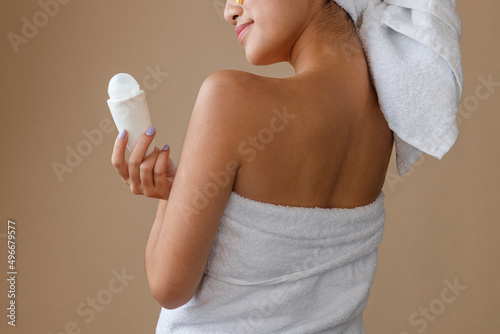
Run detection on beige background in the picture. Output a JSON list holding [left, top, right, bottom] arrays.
[[1, 0, 498, 333]]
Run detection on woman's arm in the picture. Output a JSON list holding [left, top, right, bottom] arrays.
[[144, 70, 246, 309], [145, 199, 168, 277], [111, 72, 250, 310]]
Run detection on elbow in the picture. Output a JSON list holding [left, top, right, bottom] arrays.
[[148, 278, 192, 310], [145, 259, 199, 310], [152, 295, 185, 310]]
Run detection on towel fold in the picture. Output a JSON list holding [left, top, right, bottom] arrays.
[[334, 0, 464, 175], [156, 190, 386, 333]]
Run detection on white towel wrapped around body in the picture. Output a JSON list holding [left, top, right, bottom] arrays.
[[156, 190, 386, 333]]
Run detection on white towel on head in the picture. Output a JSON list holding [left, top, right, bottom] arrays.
[[334, 0, 464, 175]]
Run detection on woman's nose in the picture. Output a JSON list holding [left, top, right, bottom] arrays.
[[224, 0, 243, 25]]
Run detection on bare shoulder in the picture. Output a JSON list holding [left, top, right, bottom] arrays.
[[202, 69, 277, 99], [193, 70, 256, 123], [197, 69, 284, 131], [184, 70, 278, 168]]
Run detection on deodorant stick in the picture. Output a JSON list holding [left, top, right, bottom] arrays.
[[107, 73, 155, 158]]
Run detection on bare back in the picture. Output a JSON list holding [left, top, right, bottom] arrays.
[[231, 62, 393, 209]]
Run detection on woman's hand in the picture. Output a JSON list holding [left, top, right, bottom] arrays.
[[111, 127, 177, 200]]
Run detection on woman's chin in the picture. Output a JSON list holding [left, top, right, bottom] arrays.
[[245, 48, 280, 66]]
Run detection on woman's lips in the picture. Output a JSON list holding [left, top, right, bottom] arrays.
[[236, 23, 253, 43]]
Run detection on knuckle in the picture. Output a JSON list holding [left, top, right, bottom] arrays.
[[140, 163, 151, 173], [111, 157, 120, 168], [129, 160, 139, 169], [130, 185, 142, 195]]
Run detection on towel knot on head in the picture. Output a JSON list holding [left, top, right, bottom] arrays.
[[333, 0, 464, 175]]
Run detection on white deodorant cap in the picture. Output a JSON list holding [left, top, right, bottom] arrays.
[[107, 73, 154, 158], [108, 73, 142, 101]]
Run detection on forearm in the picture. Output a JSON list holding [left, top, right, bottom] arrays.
[[145, 199, 168, 276]]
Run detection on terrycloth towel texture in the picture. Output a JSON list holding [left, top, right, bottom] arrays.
[[156, 191, 386, 333], [334, 0, 464, 175]]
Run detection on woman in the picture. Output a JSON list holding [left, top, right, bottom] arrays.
[[111, 0, 462, 332]]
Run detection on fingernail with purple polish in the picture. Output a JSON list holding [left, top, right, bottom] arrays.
[[146, 127, 156, 136], [118, 129, 126, 140], [162, 144, 170, 151]]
